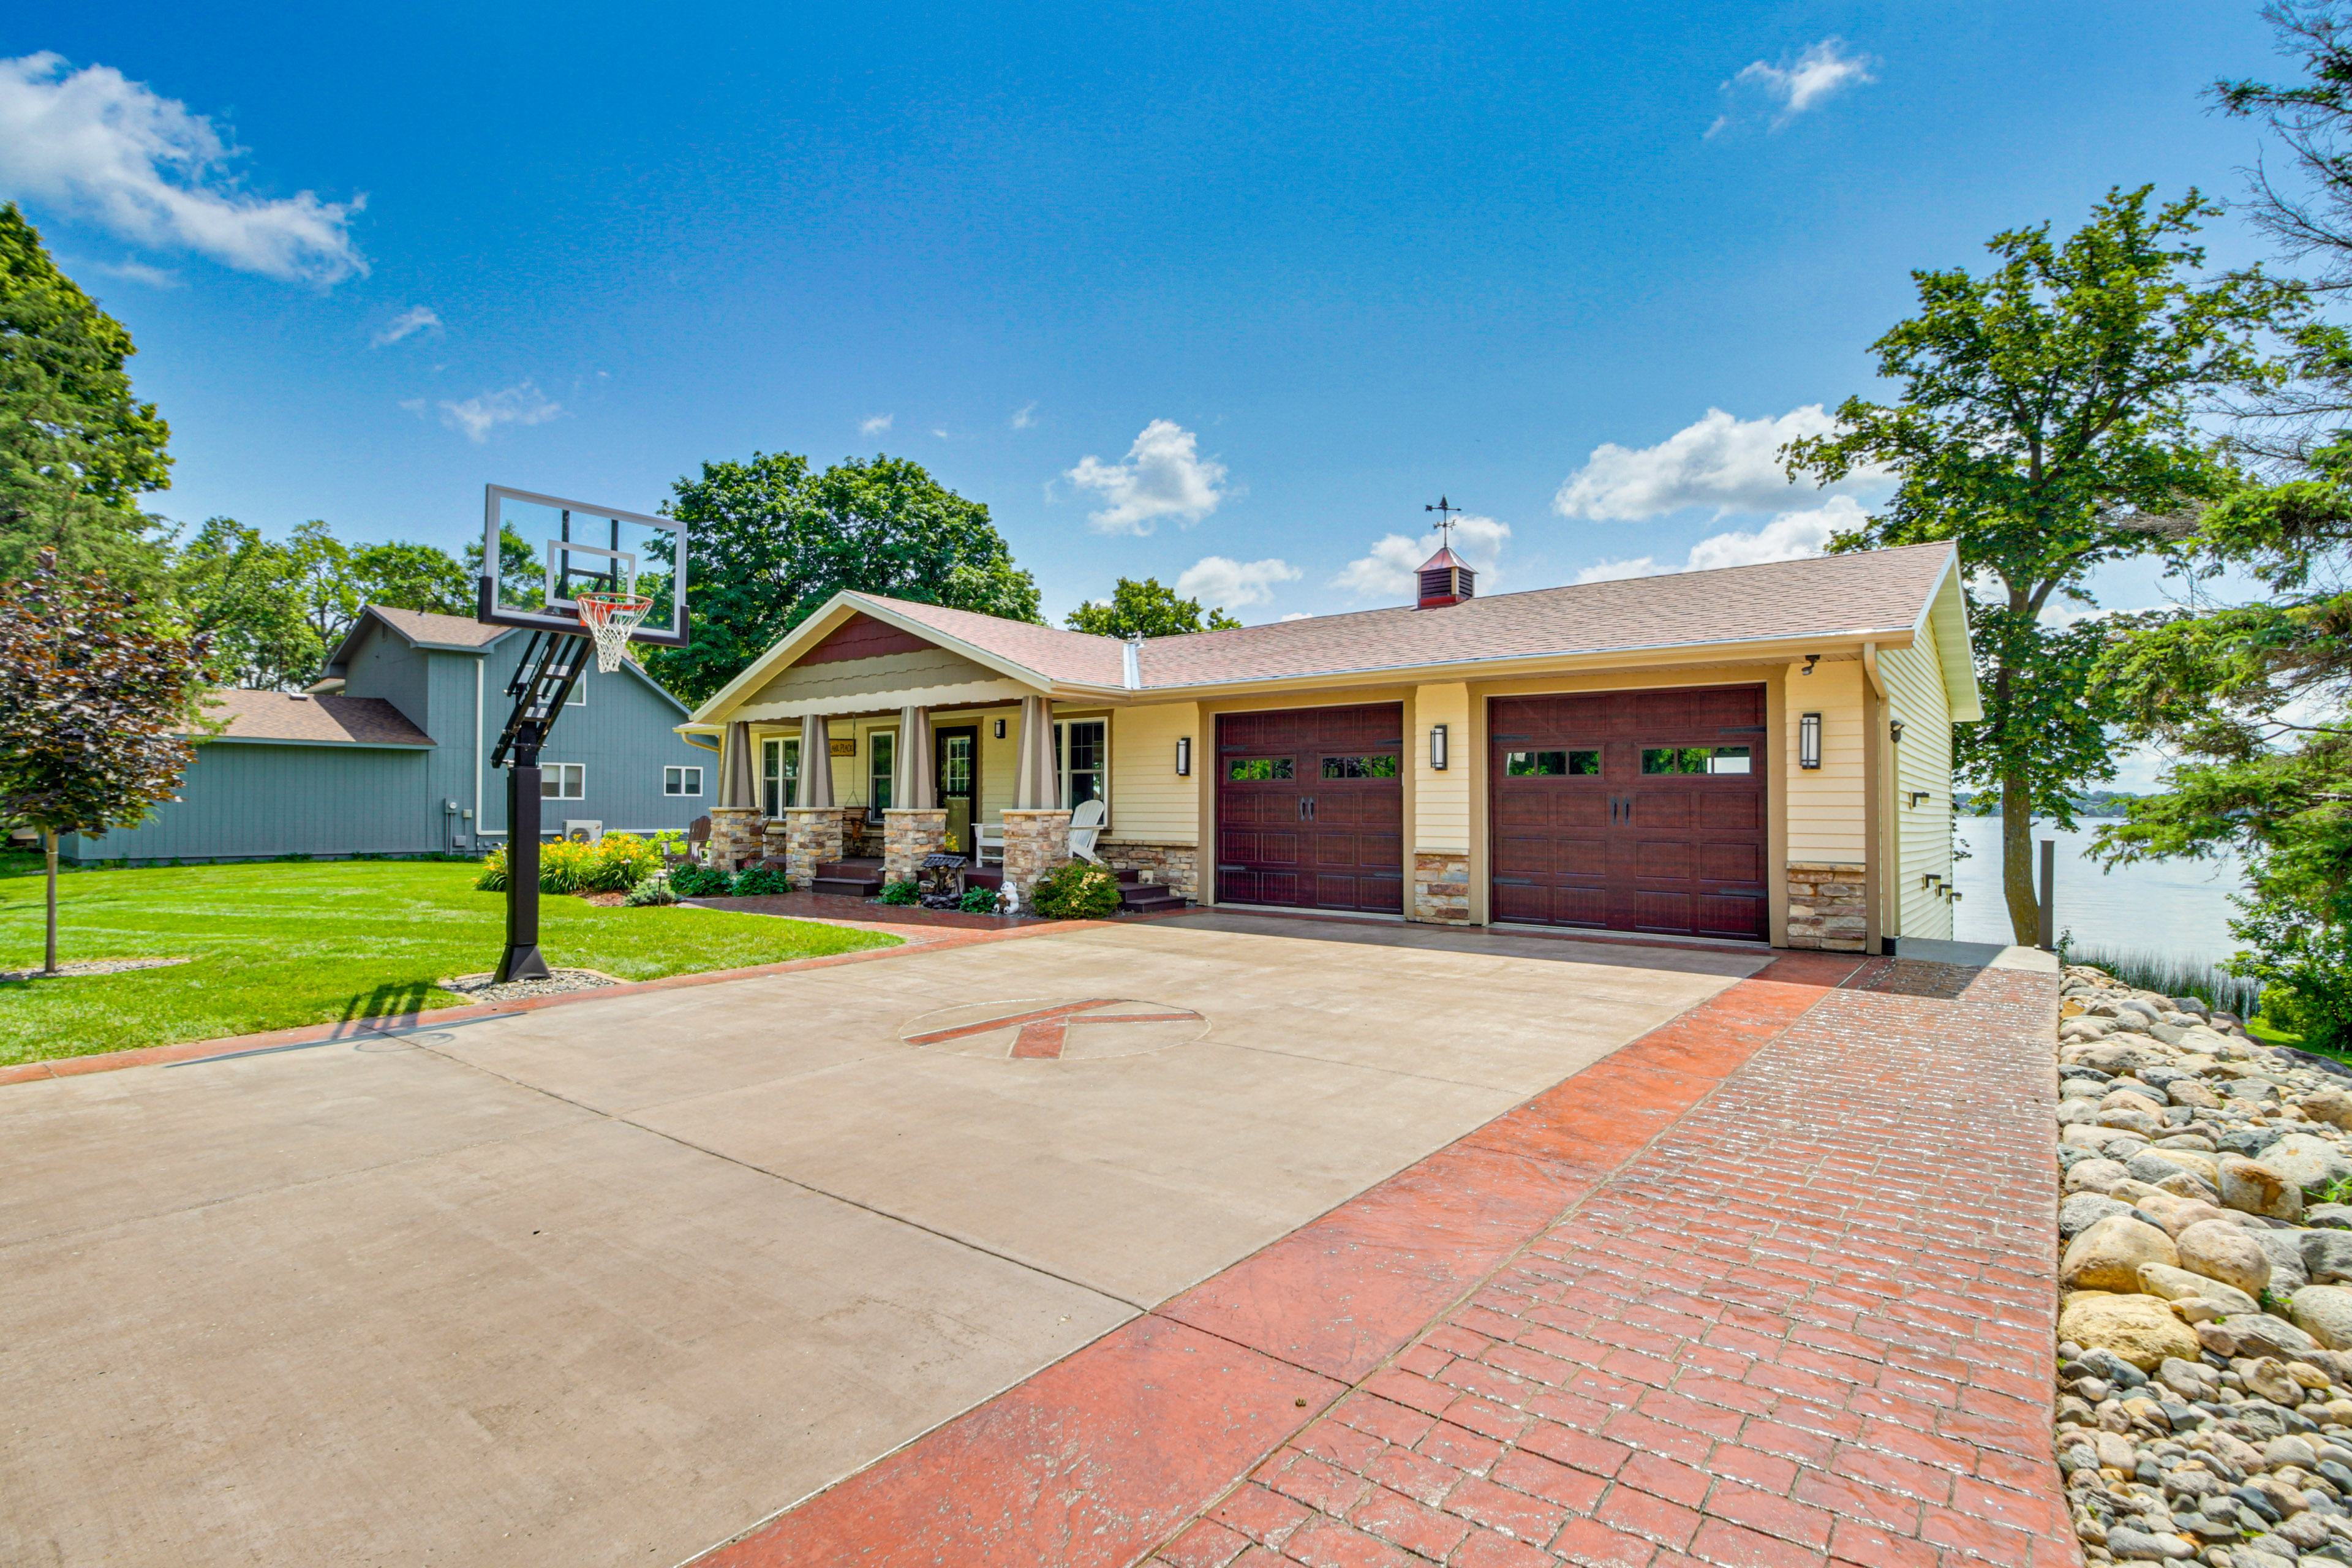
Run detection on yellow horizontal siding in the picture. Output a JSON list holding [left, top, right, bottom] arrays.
[[1880, 631, 1956, 940], [1414, 683, 1471, 854], [1785, 662, 1868, 864], [1110, 702, 1199, 843]]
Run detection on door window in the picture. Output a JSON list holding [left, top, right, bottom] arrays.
[[939, 732, 975, 800], [1505, 749, 1600, 777], [1319, 754, 1400, 779], [1641, 745, 1751, 775], [1226, 756, 1294, 781]]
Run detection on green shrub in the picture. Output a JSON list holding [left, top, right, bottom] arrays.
[[958, 884, 1001, 914], [473, 845, 511, 891], [622, 872, 677, 907], [731, 865, 794, 896], [667, 862, 733, 898], [480, 836, 712, 896], [537, 837, 594, 894], [586, 832, 663, 892], [1030, 861, 1120, 920], [879, 880, 920, 906]]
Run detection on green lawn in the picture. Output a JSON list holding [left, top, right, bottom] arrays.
[[0, 855, 899, 1065]]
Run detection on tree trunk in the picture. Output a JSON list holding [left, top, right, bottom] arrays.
[[42, 827, 59, 976], [2000, 771, 2038, 946]]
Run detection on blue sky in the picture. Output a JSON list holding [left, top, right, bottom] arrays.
[[1, 1, 2294, 638]]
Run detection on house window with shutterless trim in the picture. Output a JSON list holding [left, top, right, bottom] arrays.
[[760, 737, 799, 815], [541, 763, 586, 799], [664, 765, 704, 797], [1054, 719, 1107, 813]]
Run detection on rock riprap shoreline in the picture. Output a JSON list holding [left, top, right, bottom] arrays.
[[2055, 963, 2352, 1564]]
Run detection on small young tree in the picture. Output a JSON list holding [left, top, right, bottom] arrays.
[[1065, 576, 1243, 637], [0, 554, 210, 973], [1786, 187, 2301, 943]]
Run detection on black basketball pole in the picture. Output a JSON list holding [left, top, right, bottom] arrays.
[[501, 747, 550, 982]]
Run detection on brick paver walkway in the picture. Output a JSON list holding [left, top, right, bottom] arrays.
[[701, 953, 2069, 1568]]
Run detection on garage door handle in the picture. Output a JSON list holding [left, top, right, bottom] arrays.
[[1297, 797, 1316, 821]]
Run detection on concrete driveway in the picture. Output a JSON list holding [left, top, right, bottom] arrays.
[[0, 913, 1765, 1567]]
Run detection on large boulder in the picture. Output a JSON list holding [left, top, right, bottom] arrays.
[[2302, 1089, 2352, 1130], [2305, 1230, 2352, 1287], [2063, 1215, 2181, 1292], [2292, 1286, 2352, 1352], [2137, 1262, 2260, 1317], [2199, 1313, 2321, 1360], [2066, 1041, 2147, 1076], [2261, 1133, 2352, 1193], [2253, 1228, 2314, 1293], [2097, 1106, 2168, 1139], [2168, 1079, 2223, 1110], [2130, 1148, 2223, 1191], [2067, 1158, 2130, 1194], [2220, 1155, 2305, 1221], [2175, 1219, 2274, 1295], [2061, 1192, 2133, 1240], [2135, 1193, 2234, 1238], [2060, 1292, 2204, 1371]]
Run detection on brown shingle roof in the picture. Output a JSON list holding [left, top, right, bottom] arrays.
[[848, 543, 1957, 692], [364, 605, 511, 648], [196, 690, 435, 746]]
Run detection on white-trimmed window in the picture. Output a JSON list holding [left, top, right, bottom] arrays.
[[761, 737, 799, 815], [1054, 719, 1107, 813], [665, 765, 704, 797], [542, 763, 585, 799]]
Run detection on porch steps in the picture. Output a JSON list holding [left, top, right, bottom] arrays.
[[811, 857, 883, 897], [1114, 866, 1188, 916]]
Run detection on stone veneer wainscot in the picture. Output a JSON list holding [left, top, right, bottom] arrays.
[[1786, 861, 1866, 951], [1412, 851, 1470, 925], [881, 809, 948, 887], [1095, 840, 1197, 902]]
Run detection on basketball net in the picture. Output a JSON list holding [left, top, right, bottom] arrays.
[[575, 590, 655, 673]]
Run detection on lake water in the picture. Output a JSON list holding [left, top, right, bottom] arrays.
[[1948, 816, 2248, 965]]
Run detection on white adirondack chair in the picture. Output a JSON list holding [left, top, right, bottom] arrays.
[[975, 823, 1006, 865], [1068, 799, 1108, 865]]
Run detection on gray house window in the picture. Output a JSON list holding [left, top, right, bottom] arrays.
[[542, 763, 585, 799], [665, 766, 703, 797]]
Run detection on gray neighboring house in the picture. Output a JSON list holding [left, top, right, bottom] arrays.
[[62, 606, 714, 864]]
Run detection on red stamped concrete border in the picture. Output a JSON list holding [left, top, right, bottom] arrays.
[[686, 951, 1991, 1568], [0, 914, 1102, 1087]]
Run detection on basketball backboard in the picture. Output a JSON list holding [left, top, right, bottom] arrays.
[[478, 484, 689, 649]]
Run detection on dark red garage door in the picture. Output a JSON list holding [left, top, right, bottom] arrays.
[[1216, 703, 1404, 913], [1490, 685, 1768, 941]]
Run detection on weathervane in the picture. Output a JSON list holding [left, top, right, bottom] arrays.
[[1425, 495, 1461, 549]]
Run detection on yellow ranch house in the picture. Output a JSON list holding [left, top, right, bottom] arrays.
[[678, 540, 1977, 954]]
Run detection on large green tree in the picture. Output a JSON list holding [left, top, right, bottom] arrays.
[[1065, 576, 1242, 637], [647, 451, 1041, 703], [178, 518, 472, 690], [1785, 186, 2300, 943], [0, 205, 173, 585]]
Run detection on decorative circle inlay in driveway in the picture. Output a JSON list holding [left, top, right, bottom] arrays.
[[898, 998, 1210, 1061]]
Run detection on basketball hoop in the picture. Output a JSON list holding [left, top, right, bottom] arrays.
[[575, 590, 655, 673]]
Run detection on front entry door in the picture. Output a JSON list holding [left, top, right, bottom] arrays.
[[1215, 704, 1404, 913], [1490, 685, 1768, 941], [935, 725, 978, 854]]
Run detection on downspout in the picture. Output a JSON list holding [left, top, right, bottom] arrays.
[[473, 655, 488, 842], [1860, 641, 1887, 698]]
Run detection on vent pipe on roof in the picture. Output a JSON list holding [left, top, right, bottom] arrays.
[[1122, 631, 1142, 690]]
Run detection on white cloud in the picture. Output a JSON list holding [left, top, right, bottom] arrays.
[[372, 304, 440, 346], [859, 412, 893, 435], [1553, 405, 1892, 521], [1065, 419, 1229, 535], [0, 53, 366, 284], [1707, 39, 1876, 137], [1572, 494, 1869, 584], [86, 257, 177, 286], [1279, 611, 1314, 622], [439, 382, 561, 444], [1177, 555, 1301, 611], [1011, 402, 1037, 429], [1334, 514, 1510, 599]]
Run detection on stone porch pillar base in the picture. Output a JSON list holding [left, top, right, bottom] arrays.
[[1001, 809, 1074, 903], [707, 806, 763, 872], [883, 809, 949, 887], [782, 807, 848, 888]]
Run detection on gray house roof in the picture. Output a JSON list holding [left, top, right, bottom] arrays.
[[313, 604, 693, 715]]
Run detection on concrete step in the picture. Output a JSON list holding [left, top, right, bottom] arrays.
[[811, 875, 882, 897], [960, 867, 1005, 890], [814, 858, 883, 880], [1118, 886, 1187, 915]]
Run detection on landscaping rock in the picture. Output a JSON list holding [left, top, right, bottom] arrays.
[[2221, 1155, 2305, 1221], [2199, 1313, 2321, 1360], [2304, 1229, 2352, 1286], [2174, 1219, 2274, 1294], [2067, 1156, 2131, 1193], [2262, 1131, 2352, 1193], [2060, 1292, 2204, 1370], [2061, 1191, 2132, 1240], [2252, 1229, 2314, 1293], [2302, 1089, 2352, 1129], [2293, 1286, 2352, 1352], [2135, 1191, 2234, 1237], [2137, 1262, 2261, 1316], [2062, 1215, 2180, 1292]]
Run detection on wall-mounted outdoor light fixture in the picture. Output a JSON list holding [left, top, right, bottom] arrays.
[[1802, 654, 1821, 676], [993, 718, 1006, 739], [1909, 790, 1931, 807], [1430, 723, 1449, 771], [1890, 718, 1906, 744], [1799, 712, 1822, 770], [1175, 736, 1192, 776]]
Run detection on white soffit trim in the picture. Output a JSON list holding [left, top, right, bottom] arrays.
[[732, 678, 1036, 722]]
